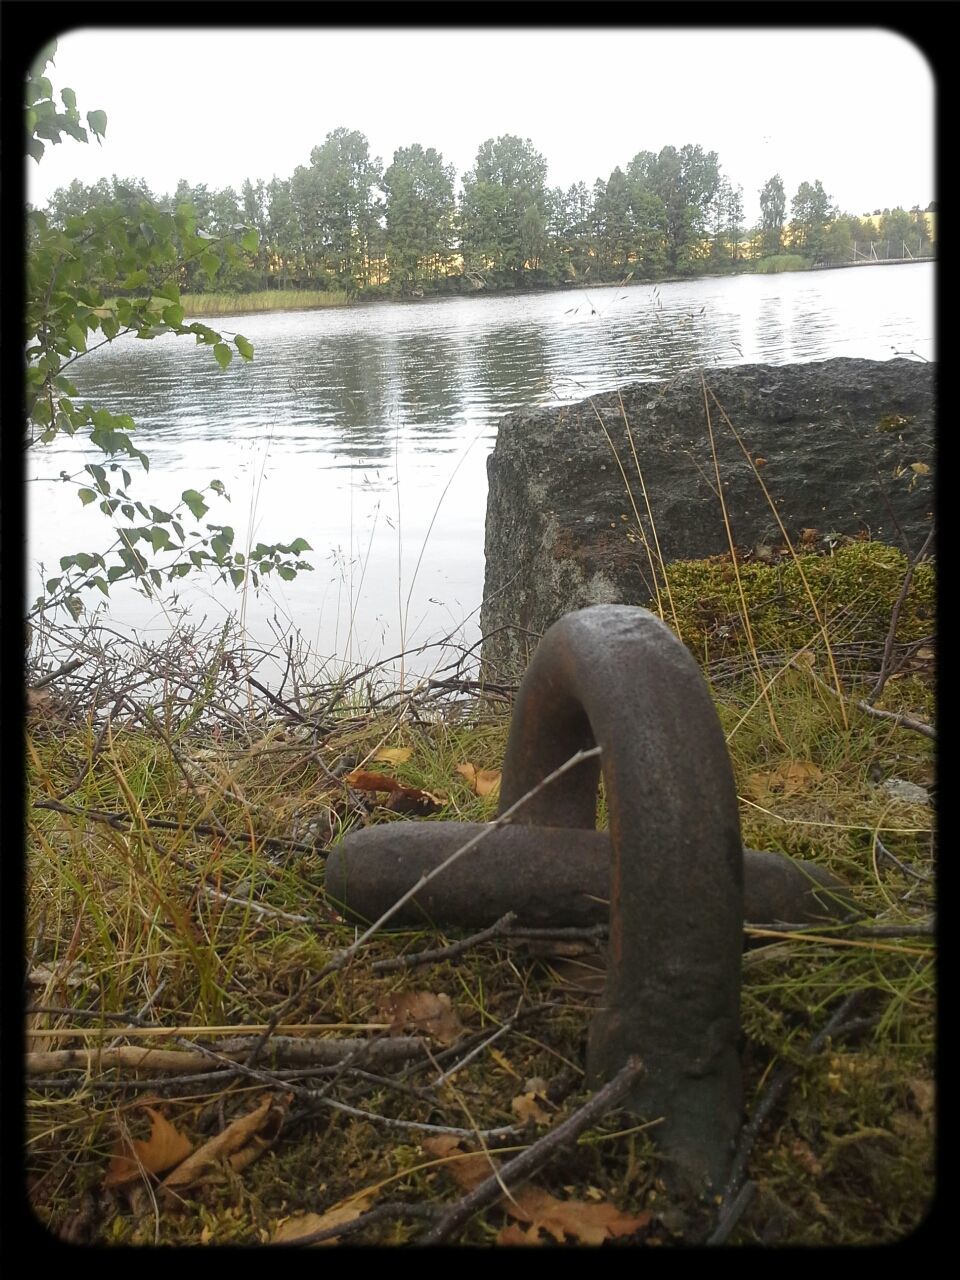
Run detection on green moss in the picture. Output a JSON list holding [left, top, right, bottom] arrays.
[[657, 541, 934, 660]]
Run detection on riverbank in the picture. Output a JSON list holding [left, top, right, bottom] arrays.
[[183, 255, 934, 319], [25, 544, 934, 1245]]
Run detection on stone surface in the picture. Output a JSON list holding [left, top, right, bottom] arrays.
[[480, 358, 934, 677]]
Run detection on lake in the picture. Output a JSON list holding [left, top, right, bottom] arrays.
[[26, 263, 934, 680]]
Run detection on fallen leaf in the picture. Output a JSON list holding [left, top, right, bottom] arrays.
[[379, 991, 464, 1046], [506, 1186, 651, 1245], [344, 770, 402, 792], [910, 462, 930, 475], [497, 1223, 539, 1245], [104, 1106, 193, 1188], [274, 1191, 374, 1244], [456, 763, 501, 798], [747, 760, 823, 799], [162, 1093, 287, 1189], [374, 747, 413, 765], [489, 1047, 521, 1079], [422, 1136, 493, 1191], [345, 770, 444, 816], [511, 1088, 553, 1126], [383, 787, 444, 816], [754, 456, 767, 467]]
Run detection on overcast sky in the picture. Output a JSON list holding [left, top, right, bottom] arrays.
[[27, 26, 934, 225]]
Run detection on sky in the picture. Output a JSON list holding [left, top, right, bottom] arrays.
[[26, 26, 934, 226]]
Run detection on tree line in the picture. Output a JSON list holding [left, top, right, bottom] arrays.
[[41, 131, 937, 297]]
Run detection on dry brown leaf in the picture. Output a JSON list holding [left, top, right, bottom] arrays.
[[162, 1093, 287, 1189], [344, 769, 403, 792], [747, 760, 823, 799], [907, 1075, 935, 1120], [104, 1106, 194, 1188], [379, 991, 463, 1045], [511, 1091, 552, 1126], [274, 1191, 375, 1244], [497, 1223, 539, 1245], [345, 770, 443, 815], [910, 462, 930, 475], [383, 787, 444, 816], [506, 1186, 651, 1245], [456, 762, 501, 798], [488, 1047, 521, 1079], [422, 1136, 493, 1191], [374, 747, 413, 765]]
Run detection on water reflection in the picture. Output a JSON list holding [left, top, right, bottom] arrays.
[[28, 264, 934, 668]]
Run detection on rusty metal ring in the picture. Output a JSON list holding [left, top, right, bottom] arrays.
[[331, 605, 747, 1193]]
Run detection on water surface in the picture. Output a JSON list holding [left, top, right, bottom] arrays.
[[27, 264, 934, 676]]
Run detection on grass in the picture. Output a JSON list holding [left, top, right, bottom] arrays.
[[180, 289, 352, 318], [24, 519, 935, 1243]]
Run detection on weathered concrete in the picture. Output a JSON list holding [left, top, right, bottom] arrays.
[[480, 358, 934, 677]]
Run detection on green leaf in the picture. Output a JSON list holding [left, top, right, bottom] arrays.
[[149, 527, 172, 553], [210, 479, 227, 497], [93, 576, 110, 596], [278, 566, 297, 581], [201, 251, 220, 279], [61, 86, 77, 112], [289, 537, 313, 554], [241, 228, 259, 253], [121, 268, 148, 290], [87, 109, 107, 139], [66, 597, 83, 622], [78, 488, 97, 506], [229, 568, 246, 587], [121, 504, 135, 520], [45, 576, 63, 594], [182, 489, 209, 520], [162, 304, 184, 327], [213, 342, 232, 371], [66, 321, 87, 353], [234, 334, 254, 360], [107, 566, 127, 583]]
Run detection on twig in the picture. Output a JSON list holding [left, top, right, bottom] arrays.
[[57, 696, 124, 800], [298, 1094, 519, 1142], [867, 525, 935, 706], [707, 1180, 756, 1246], [744, 921, 933, 939], [31, 657, 86, 689], [274, 1201, 441, 1247], [32, 797, 318, 852], [434, 1015, 518, 1086], [371, 913, 517, 974], [243, 673, 317, 727], [418, 1054, 644, 1245], [716, 991, 870, 1219], [874, 834, 933, 883], [788, 659, 935, 740]]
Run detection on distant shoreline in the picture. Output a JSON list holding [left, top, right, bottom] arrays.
[[182, 256, 935, 320]]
